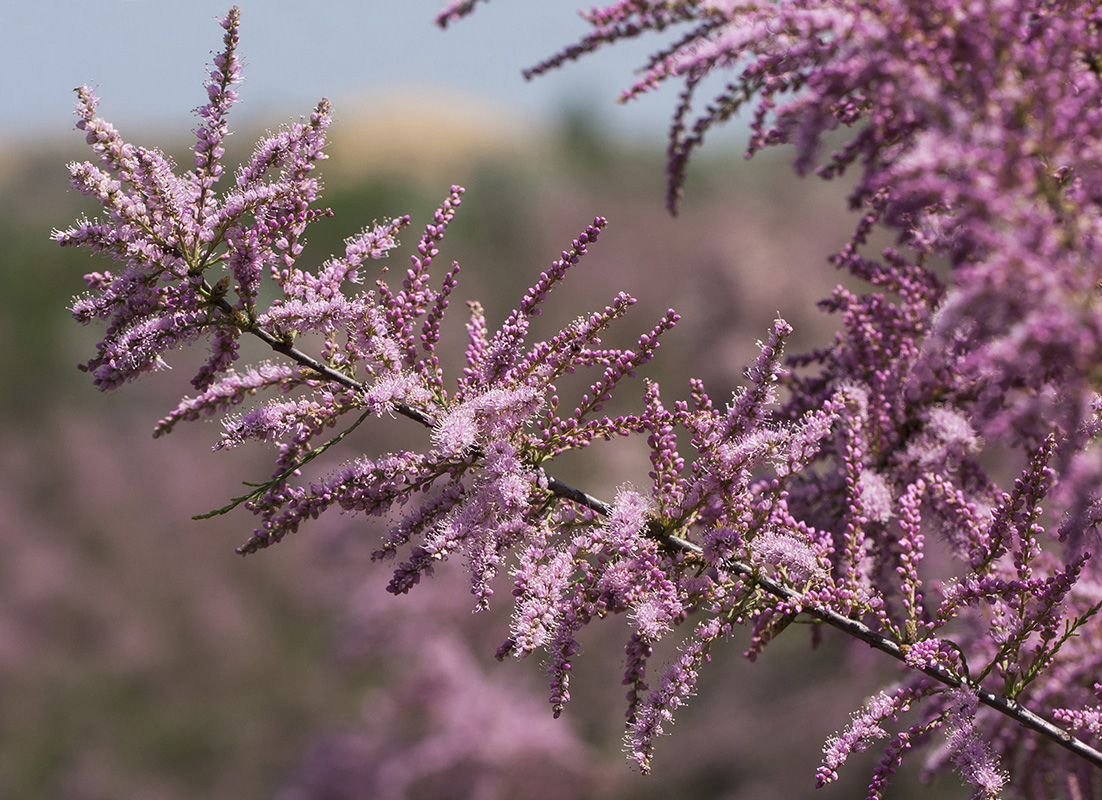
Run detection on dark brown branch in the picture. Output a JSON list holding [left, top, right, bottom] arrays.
[[659, 535, 1102, 770], [544, 475, 613, 516], [229, 307, 437, 429]]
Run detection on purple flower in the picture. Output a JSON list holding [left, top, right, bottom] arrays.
[[817, 684, 925, 787], [61, 3, 1102, 795], [940, 688, 1008, 799]]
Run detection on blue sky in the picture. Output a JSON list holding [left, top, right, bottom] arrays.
[[5, 0, 684, 144]]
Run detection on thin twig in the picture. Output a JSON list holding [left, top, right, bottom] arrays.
[[210, 289, 438, 430], [660, 535, 1102, 770]]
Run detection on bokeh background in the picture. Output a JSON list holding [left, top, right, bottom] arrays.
[[1, 2, 970, 798]]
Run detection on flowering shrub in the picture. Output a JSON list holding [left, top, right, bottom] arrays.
[[57, 3, 1102, 797]]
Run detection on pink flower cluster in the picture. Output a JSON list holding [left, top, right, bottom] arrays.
[[58, 3, 1102, 798]]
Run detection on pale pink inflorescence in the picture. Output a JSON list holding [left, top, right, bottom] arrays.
[[57, 2, 1102, 797]]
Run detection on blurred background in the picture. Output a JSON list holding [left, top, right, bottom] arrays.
[[1, 2, 968, 798]]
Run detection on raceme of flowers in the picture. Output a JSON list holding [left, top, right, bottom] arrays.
[[57, 4, 1102, 799]]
